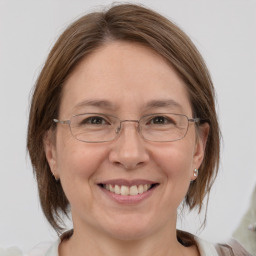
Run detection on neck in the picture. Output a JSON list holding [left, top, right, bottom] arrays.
[[59, 224, 192, 256]]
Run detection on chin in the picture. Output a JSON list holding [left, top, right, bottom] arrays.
[[100, 214, 157, 241]]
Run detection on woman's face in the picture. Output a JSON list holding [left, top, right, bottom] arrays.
[[45, 41, 208, 240]]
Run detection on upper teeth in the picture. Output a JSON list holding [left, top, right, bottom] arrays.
[[103, 184, 152, 196]]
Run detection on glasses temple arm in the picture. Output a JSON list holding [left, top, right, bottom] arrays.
[[53, 119, 70, 124], [188, 117, 200, 123]]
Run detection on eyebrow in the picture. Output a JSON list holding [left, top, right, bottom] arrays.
[[144, 99, 184, 111], [72, 99, 183, 112], [73, 99, 116, 111]]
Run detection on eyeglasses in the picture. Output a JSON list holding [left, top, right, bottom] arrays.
[[53, 113, 200, 143]]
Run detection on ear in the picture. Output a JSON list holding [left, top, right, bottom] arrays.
[[43, 129, 59, 180], [191, 123, 210, 180]]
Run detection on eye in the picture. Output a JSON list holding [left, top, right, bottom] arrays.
[[148, 115, 175, 125], [80, 116, 110, 125]]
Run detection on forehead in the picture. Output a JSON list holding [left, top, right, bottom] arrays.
[[60, 41, 192, 117]]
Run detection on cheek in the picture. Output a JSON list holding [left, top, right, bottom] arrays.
[[150, 140, 195, 205], [57, 144, 109, 182], [153, 142, 194, 178], [56, 142, 110, 212], [55, 131, 108, 200], [154, 145, 194, 210], [55, 128, 107, 179]]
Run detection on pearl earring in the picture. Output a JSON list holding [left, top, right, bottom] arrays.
[[193, 169, 198, 177], [52, 171, 59, 181]]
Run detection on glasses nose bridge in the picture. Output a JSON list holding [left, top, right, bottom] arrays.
[[116, 119, 140, 135]]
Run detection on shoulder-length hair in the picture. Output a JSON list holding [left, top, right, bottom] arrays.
[[27, 3, 220, 238]]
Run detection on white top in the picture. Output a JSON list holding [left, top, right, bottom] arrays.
[[0, 237, 219, 256]]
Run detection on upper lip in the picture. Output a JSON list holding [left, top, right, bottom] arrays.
[[97, 179, 158, 186]]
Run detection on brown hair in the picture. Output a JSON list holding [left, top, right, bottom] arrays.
[[27, 3, 220, 238]]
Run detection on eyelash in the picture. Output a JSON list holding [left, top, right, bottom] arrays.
[[81, 116, 109, 125]]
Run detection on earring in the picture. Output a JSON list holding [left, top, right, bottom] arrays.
[[51, 171, 59, 181], [193, 169, 198, 178]]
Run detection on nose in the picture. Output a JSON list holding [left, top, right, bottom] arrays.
[[109, 121, 149, 170]]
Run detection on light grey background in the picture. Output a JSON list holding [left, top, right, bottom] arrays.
[[0, 0, 255, 252]]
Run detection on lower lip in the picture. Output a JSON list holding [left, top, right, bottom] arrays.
[[99, 186, 157, 204]]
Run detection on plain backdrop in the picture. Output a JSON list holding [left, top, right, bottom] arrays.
[[0, 0, 255, 252]]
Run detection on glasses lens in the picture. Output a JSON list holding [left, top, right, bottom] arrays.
[[70, 114, 119, 142], [140, 113, 189, 142]]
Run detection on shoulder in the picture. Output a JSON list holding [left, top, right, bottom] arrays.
[[194, 236, 219, 256], [216, 239, 253, 256], [177, 230, 219, 255], [178, 230, 252, 256], [195, 236, 252, 256]]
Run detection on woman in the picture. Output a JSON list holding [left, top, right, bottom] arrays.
[[26, 3, 250, 256]]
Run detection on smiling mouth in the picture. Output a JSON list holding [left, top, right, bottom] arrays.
[[99, 183, 158, 196]]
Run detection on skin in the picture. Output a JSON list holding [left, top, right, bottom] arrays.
[[44, 41, 209, 256]]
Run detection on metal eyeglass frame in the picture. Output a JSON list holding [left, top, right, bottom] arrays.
[[53, 113, 201, 143]]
